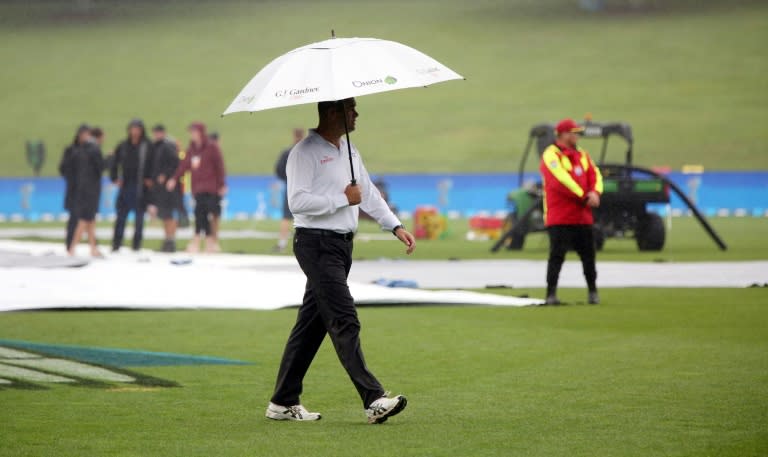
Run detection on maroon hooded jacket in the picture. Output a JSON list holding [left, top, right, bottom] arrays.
[[173, 122, 226, 195]]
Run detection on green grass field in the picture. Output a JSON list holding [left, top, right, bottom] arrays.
[[1, 288, 766, 456], [1, 0, 767, 177], [2, 2, 767, 455]]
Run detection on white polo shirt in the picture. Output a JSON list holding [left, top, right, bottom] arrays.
[[286, 129, 401, 233]]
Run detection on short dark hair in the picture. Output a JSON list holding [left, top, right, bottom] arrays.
[[317, 100, 343, 117], [90, 127, 103, 138]]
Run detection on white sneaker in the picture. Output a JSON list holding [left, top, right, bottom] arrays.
[[365, 394, 407, 424], [265, 402, 321, 421]]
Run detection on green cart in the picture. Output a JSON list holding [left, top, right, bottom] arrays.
[[493, 120, 726, 252]]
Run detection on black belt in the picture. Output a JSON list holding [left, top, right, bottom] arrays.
[[295, 227, 355, 241]]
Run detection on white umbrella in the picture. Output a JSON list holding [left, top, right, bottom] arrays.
[[222, 34, 463, 182]]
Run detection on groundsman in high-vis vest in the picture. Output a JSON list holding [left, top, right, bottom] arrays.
[[539, 118, 603, 306]]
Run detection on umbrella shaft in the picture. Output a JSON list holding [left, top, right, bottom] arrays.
[[342, 109, 356, 184]]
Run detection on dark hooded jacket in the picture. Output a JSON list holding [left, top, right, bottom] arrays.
[[110, 120, 153, 198], [59, 125, 95, 211], [59, 133, 104, 216], [151, 137, 180, 181], [59, 146, 77, 212], [172, 122, 226, 195]]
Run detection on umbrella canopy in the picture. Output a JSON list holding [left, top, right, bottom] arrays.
[[222, 36, 464, 115]]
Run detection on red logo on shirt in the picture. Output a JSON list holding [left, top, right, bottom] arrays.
[[320, 155, 335, 165]]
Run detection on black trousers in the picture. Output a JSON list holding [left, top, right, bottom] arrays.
[[547, 225, 598, 294], [112, 189, 145, 251], [65, 213, 77, 248], [193, 193, 221, 236], [271, 230, 385, 409]]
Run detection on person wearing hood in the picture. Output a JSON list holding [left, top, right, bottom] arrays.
[[167, 122, 227, 253], [59, 125, 85, 249], [59, 124, 105, 257], [110, 118, 153, 252]]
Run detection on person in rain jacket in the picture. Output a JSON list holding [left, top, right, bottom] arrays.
[[110, 118, 153, 252], [166, 122, 227, 253], [60, 124, 104, 257], [148, 124, 182, 252], [539, 118, 604, 305]]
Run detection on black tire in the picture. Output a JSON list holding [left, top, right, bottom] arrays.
[[593, 226, 605, 251], [636, 212, 665, 251]]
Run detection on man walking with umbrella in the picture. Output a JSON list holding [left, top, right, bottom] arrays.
[[266, 98, 416, 424], [220, 33, 461, 423]]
